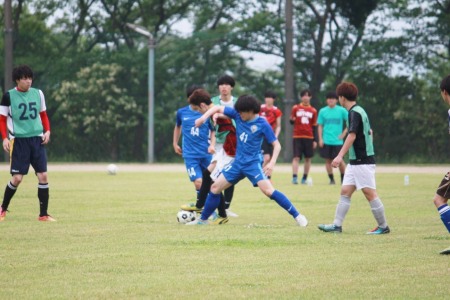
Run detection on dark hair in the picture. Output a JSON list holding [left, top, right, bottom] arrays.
[[186, 84, 203, 98], [12, 65, 33, 81], [264, 90, 277, 99], [325, 91, 338, 99], [217, 75, 235, 87], [234, 95, 260, 113], [440, 75, 450, 94], [189, 89, 212, 106], [299, 89, 312, 97], [336, 82, 358, 101]]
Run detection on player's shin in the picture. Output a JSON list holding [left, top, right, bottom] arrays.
[[200, 192, 221, 220], [38, 183, 49, 217], [270, 190, 299, 218], [438, 204, 450, 233]]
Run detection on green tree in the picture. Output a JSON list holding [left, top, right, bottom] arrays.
[[52, 63, 142, 161]]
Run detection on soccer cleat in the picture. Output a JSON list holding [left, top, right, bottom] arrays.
[[329, 179, 336, 185], [301, 178, 307, 185], [366, 226, 390, 235], [210, 217, 229, 225], [439, 246, 450, 255], [186, 219, 209, 225], [318, 223, 342, 233], [38, 215, 57, 222], [292, 177, 298, 185], [180, 203, 202, 212], [0, 208, 6, 221], [225, 209, 239, 218], [295, 214, 308, 227]]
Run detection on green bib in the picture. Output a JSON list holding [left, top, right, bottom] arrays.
[[9, 87, 43, 138]]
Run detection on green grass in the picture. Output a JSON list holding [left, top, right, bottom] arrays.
[[0, 169, 449, 299]]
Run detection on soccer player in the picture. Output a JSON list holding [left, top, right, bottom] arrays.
[[181, 75, 238, 218], [0, 65, 54, 222], [433, 74, 450, 255], [317, 91, 348, 185], [173, 85, 215, 206], [259, 90, 282, 180], [318, 82, 389, 235], [187, 95, 308, 226], [290, 89, 318, 184]]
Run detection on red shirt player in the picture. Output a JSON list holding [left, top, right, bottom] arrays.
[[259, 91, 282, 177], [290, 89, 318, 184]]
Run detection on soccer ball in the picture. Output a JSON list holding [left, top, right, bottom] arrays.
[[107, 164, 118, 175], [177, 210, 196, 224]]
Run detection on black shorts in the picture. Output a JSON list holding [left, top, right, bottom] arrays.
[[436, 172, 450, 199], [292, 138, 314, 159], [319, 144, 343, 159], [261, 139, 273, 156], [10, 137, 47, 175]]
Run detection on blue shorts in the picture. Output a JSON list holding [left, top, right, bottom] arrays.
[[184, 156, 211, 181], [222, 160, 267, 187], [10, 137, 47, 175]]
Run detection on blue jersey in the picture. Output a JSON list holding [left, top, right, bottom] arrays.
[[223, 107, 276, 165], [176, 105, 213, 159]]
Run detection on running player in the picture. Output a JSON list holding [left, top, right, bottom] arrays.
[[259, 90, 282, 180], [187, 95, 308, 226]]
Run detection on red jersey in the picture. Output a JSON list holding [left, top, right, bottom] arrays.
[[290, 103, 317, 139], [259, 104, 282, 132]]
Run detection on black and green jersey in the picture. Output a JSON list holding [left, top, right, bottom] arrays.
[[347, 104, 375, 165], [7, 87, 44, 138]]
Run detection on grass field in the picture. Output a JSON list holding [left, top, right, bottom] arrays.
[[0, 165, 449, 299]]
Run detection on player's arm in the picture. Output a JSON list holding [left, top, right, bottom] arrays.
[[195, 105, 224, 127], [317, 124, 324, 147], [173, 125, 182, 155], [37, 90, 51, 144], [312, 125, 318, 149], [264, 139, 281, 177], [208, 129, 216, 154], [338, 127, 348, 140], [40, 111, 51, 144], [289, 106, 296, 124], [331, 132, 355, 168], [0, 93, 10, 152], [274, 116, 281, 138]]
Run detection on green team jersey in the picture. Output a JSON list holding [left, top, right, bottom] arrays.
[[211, 95, 237, 144], [347, 105, 375, 164], [9, 87, 43, 138], [317, 105, 348, 145]]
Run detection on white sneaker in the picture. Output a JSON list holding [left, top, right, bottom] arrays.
[[226, 209, 239, 218], [295, 214, 308, 227], [186, 219, 209, 225]]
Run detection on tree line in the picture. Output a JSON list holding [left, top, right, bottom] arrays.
[[1, 0, 449, 163]]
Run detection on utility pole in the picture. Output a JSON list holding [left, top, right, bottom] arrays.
[[4, 0, 13, 92], [126, 23, 156, 163], [3, 0, 13, 163], [283, 0, 295, 162]]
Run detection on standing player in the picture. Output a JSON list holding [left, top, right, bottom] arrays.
[[181, 75, 238, 218], [317, 91, 348, 185], [318, 82, 389, 234], [433, 75, 450, 255], [0, 65, 54, 222], [259, 90, 282, 180], [173, 85, 215, 205], [187, 95, 308, 226], [290, 89, 318, 184]]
